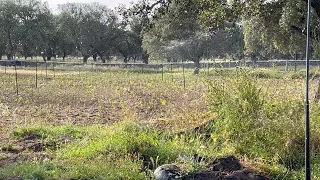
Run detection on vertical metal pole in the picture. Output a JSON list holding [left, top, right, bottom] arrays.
[[14, 65, 18, 95], [162, 64, 164, 81], [45, 61, 48, 78], [35, 60, 38, 88], [171, 64, 173, 82], [305, 0, 311, 179], [183, 62, 185, 89], [53, 62, 55, 78]]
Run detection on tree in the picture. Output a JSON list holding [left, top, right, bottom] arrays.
[[141, 0, 242, 67], [0, 0, 55, 61], [58, 3, 122, 64], [18, 0, 55, 60], [142, 0, 203, 66], [199, 0, 320, 60], [0, 0, 20, 60]]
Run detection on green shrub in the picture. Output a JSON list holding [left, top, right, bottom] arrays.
[[206, 73, 320, 169]]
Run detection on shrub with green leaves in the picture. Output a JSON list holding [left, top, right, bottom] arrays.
[[206, 72, 320, 169]]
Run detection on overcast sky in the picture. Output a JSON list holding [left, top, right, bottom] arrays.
[[45, 0, 138, 12]]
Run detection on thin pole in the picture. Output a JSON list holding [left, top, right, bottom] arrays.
[[14, 64, 18, 95], [53, 62, 55, 78], [171, 64, 173, 82], [183, 62, 185, 89], [162, 64, 164, 81], [35, 60, 38, 88], [305, 0, 312, 179], [45, 61, 48, 78]]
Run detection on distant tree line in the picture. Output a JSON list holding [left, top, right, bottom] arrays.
[[0, 0, 318, 67]]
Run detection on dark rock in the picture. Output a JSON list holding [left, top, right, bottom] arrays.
[[183, 156, 271, 180], [207, 156, 243, 172]]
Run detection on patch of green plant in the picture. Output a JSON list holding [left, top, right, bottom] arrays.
[[248, 69, 282, 79], [12, 125, 85, 140], [0, 161, 57, 180], [205, 72, 320, 170], [0, 155, 149, 179], [56, 121, 184, 165]]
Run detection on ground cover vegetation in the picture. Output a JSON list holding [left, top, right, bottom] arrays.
[[0, 66, 320, 179]]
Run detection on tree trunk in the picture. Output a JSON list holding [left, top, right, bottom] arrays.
[[63, 52, 66, 60], [251, 55, 257, 67], [83, 55, 89, 64], [124, 56, 128, 63], [142, 53, 149, 64], [7, 54, 13, 60], [93, 53, 97, 62], [47, 56, 52, 61], [194, 59, 200, 68]]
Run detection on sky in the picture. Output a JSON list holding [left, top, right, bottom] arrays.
[[45, 0, 138, 12]]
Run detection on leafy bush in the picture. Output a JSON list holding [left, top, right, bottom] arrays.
[[206, 72, 320, 169]]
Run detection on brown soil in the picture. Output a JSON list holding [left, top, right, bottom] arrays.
[[0, 133, 54, 168]]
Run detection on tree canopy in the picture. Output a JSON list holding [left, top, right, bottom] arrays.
[[0, 0, 317, 64]]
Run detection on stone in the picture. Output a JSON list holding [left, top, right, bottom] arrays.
[[154, 164, 181, 180]]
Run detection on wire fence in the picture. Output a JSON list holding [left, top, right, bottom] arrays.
[[1, 59, 320, 71]]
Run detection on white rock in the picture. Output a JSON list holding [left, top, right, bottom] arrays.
[[154, 164, 181, 180]]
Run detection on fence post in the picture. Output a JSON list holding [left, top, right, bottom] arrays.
[[53, 62, 55, 78], [162, 64, 164, 81], [183, 62, 186, 89], [35, 60, 38, 88], [45, 61, 48, 78], [14, 64, 18, 95], [171, 64, 173, 82]]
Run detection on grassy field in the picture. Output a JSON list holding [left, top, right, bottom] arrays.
[[0, 65, 320, 179]]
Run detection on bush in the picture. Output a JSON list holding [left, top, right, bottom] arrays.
[[206, 73, 320, 169]]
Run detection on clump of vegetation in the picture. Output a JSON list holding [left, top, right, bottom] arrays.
[[206, 72, 320, 170]]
